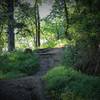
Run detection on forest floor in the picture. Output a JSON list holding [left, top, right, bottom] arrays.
[[0, 47, 64, 100]]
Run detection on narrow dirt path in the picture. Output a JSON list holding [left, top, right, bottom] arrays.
[[0, 47, 64, 100], [34, 47, 64, 100], [35, 47, 64, 76]]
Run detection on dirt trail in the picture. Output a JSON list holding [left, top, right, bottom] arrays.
[[35, 47, 64, 76], [0, 47, 64, 100]]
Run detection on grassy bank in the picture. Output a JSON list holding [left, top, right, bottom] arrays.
[[0, 51, 39, 79], [44, 66, 100, 100]]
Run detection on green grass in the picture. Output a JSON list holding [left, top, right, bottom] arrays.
[[0, 51, 39, 79], [44, 66, 100, 100]]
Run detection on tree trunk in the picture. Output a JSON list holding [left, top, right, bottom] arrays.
[[7, 0, 15, 51], [63, 0, 69, 37], [0, 24, 3, 53], [35, 1, 38, 47], [56, 22, 60, 40], [35, 0, 40, 47], [37, 4, 40, 47]]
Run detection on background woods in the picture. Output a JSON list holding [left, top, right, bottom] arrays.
[[0, 0, 100, 100]]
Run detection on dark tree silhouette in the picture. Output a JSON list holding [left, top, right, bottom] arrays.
[[7, 0, 15, 51]]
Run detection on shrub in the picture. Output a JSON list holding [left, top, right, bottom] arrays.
[[62, 45, 76, 67], [41, 40, 57, 48], [62, 44, 90, 68], [0, 51, 39, 79], [44, 66, 100, 100], [0, 71, 25, 79], [63, 40, 100, 75]]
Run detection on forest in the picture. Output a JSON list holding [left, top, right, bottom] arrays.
[[0, 0, 100, 100]]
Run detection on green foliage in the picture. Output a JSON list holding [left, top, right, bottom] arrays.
[[61, 92, 86, 100], [0, 51, 39, 79], [63, 43, 91, 68], [44, 66, 100, 100], [41, 39, 68, 48], [62, 45, 76, 66], [41, 40, 57, 48], [0, 36, 4, 53], [63, 35, 100, 74], [0, 71, 25, 79]]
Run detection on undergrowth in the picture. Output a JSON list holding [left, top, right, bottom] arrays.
[[0, 51, 39, 79], [44, 66, 100, 100]]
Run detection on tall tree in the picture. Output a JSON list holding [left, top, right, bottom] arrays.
[[34, 0, 41, 47], [62, 0, 69, 37], [7, 0, 15, 51]]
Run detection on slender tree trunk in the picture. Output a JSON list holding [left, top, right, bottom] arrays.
[[63, 0, 69, 36], [7, 0, 15, 51], [0, 24, 3, 35], [35, 1, 38, 47], [35, 0, 40, 47], [37, 4, 40, 46], [56, 22, 60, 40], [0, 24, 3, 52]]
